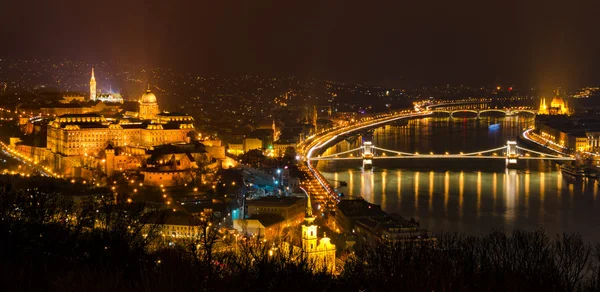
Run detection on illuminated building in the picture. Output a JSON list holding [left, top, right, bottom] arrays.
[[144, 210, 202, 240], [538, 88, 570, 115], [46, 87, 195, 176], [243, 137, 262, 152], [88, 69, 124, 103], [141, 141, 220, 187], [90, 68, 96, 100], [300, 194, 336, 273], [139, 86, 160, 120]]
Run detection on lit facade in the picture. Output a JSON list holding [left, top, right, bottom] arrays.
[[90, 68, 96, 100], [539, 89, 569, 115], [139, 86, 160, 120], [89, 69, 124, 103], [47, 113, 194, 157], [300, 195, 336, 273], [46, 85, 194, 176]]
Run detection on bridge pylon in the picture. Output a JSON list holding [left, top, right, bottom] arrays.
[[362, 140, 373, 169], [506, 140, 518, 168]]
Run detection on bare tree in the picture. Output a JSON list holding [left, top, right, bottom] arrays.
[[555, 233, 591, 291]]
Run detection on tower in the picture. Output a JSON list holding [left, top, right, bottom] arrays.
[[90, 68, 97, 101], [539, 97, 547, 114], [301, 194, 318, 252], [105, 144, 115, 176], [506, 140, 518, 168], [362, 140, 373, 169], [300, 190, 336, 273]]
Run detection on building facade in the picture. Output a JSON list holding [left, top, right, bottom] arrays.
[[301, 195, 336, 273], [46, 84, 195, 176]]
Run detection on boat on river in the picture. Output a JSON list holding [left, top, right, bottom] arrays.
[[560, 164, 586, 178]]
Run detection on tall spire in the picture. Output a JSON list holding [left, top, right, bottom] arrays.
[[306, 194, 313, 218], [90, 68, 97, 101], [304, 191, 315, 224]]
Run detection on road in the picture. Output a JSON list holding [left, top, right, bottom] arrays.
[[297, 110, 432, 205]]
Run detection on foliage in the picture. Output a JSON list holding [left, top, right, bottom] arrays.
[[2, 180, 600, 291]]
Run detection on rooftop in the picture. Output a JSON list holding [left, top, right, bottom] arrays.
[[337, 198, 387, 218], [247, 196, 305, 208]]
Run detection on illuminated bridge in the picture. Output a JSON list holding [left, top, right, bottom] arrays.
[[299, 108, 545, 204], [309, 140, 574, 168], [424, 100, 537, 118]]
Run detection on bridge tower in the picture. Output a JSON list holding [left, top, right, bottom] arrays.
[[362, 140, 374, 169], [506, 140, 518, 168]]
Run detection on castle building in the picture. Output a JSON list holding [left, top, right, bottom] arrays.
[[139, 86, 160, 120], [46, 78, 195, 177]]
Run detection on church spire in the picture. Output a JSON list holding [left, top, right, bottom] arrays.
[[306, 193, 313, 218], [90, 68, 97, 101], [304, 191, 315, 224]]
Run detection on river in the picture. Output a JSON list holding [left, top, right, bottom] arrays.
[[316, 116, 600, 242]]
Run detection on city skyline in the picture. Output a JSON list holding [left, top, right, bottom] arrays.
[[4, 2, 600, 290]]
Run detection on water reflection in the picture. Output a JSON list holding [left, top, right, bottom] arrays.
[[318, 117, 600, 242], [477, 171, 481, 218], [414, 171, 420, 210], [429, 171, 434, 212], [504, 169, 517, 225], [444, 171, 450, 215]]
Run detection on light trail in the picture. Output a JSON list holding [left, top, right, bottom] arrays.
[[521, 128, 570, 156], [303, 111, 432, 203]]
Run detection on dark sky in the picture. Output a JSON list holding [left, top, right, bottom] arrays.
[[2, 0, 600, 90]]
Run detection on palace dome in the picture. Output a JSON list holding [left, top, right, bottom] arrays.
[[140, 89, 157, 104]]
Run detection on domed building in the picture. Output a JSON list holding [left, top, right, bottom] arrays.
[[139, 86, 160, 120], [538, 88, 570, 115]]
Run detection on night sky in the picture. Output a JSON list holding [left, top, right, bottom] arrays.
[[2, 0, 600, 90]]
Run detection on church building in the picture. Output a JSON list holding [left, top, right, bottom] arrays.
[[299, 193, 336, 273]]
